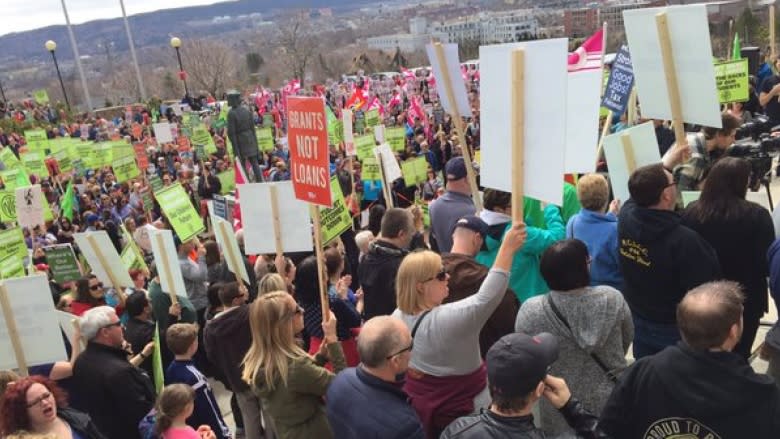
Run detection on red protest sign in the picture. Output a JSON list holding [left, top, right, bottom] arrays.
[[133, 142, 149, 170], [177, 136, 191, 152], [288, 96, 332, 207], [132, 123, 143, 139]]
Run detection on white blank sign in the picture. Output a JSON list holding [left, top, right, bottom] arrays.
[[74, 231, 133, 289], [603, 122, 661, 205], [426, 43, 472, 118], [239, 181, 313, 254], [565, 70, 603, 173], [150, 229, 187, 299]]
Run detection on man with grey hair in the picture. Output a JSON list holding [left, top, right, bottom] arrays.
[[326, 316, 424, 438], [71, 306, 155, 439]]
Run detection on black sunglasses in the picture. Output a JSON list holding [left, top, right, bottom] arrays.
[[386, 341, 414, 359], [89, 282, 104, 291], [423, 267, 448, 283]]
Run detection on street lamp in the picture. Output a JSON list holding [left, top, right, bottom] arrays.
[[45, 40, 71, 111], [170, 36, 190, 97]]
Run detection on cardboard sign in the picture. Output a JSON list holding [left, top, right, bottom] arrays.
[[623, 4, 721, 128], [256, 127, 275, 152], [113, 154, 141, 183], [212, 217, 250, 284], [343, 109, 355, 156], [681, 190, 701, 207], [287, 96, 332, 207], [153, 122, 174, 144], [374, 143, 402, 183], [191, 124, 217, 154], [239, 181, 313, 254], [0, 228, 27, 264], [603, 122, 661, 204], [51, 146, 72, 174], [565, 69, 603, 173], [602, 45, 635, 114], [0, 274, 68, 370], [0, 255, 25, 280], [24, 130, 49, 152], [480, 39, 568, 205], [218, 169, 236, 195], [121, 244, 145, 271], [43, 244, 81, 284], [74, 231, 134, 289], [355, 135, 376, 161], [714, 59, 749, 104], [33, 89, 50, 104], [0, 148, 21, 171], [134, 143, 149, 170], [155, 183, 205, 243], [426, 43, 472, 118], [0, 191, 17, 222], [402, 156, 429, 187], [15, 185, 44, 229], [365, 109, 380, 127], [386, 127, 406, 152], [150, 229, 187, 298], [21, 151, 49, 178], [319, 176, 352, 245]]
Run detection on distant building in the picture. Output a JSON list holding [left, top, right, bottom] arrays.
[[432, 11, 539, 44], [366, 16, 446, 52], [599, 0, 666, 34], [563, 7, 600, 38]]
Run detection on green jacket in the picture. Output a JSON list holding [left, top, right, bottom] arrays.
[[476, 205, 565, 303], [523, 183, 581, 228], [254, 343, 346, 439]]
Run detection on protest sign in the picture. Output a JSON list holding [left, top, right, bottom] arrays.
[[51, 146, 72, 174], [426, 43, 472, 118], [602, 45, 634, 114], [213, 217, 250, 284], [191, 124, 217, 154], [33, 89, 50, 104], [288, 96, 332, 207], [218, 169, 236, 195], [319, 176, 352, 245], [355, 135, 376, 161], [0, 274, 68, 373], [113, 154, 141, 183], [714, 59, 749, 104], [402, 156, 429, 187], [365, 109, 380, 127], [343, 109, 355, 156], [603, 122, 661, 205], [0, 147, 21, 171], [21, 151, 49, 178], [153, 122, 174, 144], [0, 191, 17, 222], [212, 195, 228, 220], [374, 124, 385, 143], [1, 170, 24, 191], [134, 143, 149, 170], [681, 191, 701, 207], [155, 183, 205, 243], [56, 310, 85, 351], [150, 229, 185, 305], [74, 231, 133, 289], [121, 244, 146, 271], [0, 255, 25, 280], [481, 39, 568, 206], [15, 185, 44, 229], [24, 129, 49, 152], [240, 181, 313, 254], [149, 175, 164, 194], [565, 69, 603, 173], [43, 244, 81, 284], [386, 127, 406, 152], [92, 143, 113, 168], [374, 143, 402, 184], [362, 157, 380, 180], [263, 113, 274, 128], [623, 5, 721, 128], [0, 228, 27, 263], [256, 127, 275, 152]]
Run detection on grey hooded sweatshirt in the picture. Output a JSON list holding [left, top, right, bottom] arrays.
[[515, 285, 633, 435]]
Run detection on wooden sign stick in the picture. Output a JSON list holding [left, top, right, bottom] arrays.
[[0, 284, 28, 376], [218, 220, 242, 285], [655, 12, 687, 149], [154, 233, 178, 306], [309, 205, 331, 321], [377, 154, 394, 209], [595, 110, 613, 170], [347, 157, 356, 231], [86, 234, 123, 291], [268, 185, 284, 259], [433, 42, 483, 211], [621, 133, 637, 175], [511, 48, 526, 224]]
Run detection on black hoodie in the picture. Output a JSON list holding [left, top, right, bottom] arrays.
[[617, 199, 720, 323], [203, 305, 251, 392], [358, 239, 407, 320], [599, 342, 780, 438]]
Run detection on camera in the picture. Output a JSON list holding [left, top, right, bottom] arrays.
[[727, 135, 777, 191]]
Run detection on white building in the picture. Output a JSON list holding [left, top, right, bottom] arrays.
[[410, 16, 428, 35], [366, 32, 449, 52], [432, 11, 539, 44]]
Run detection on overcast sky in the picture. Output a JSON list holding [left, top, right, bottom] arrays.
[[0, 0, 227, 36]]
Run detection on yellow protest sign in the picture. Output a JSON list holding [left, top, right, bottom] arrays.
[[319, 176, 352, 245], [155, 183, 205, 243], [714, 59, 749, 104]]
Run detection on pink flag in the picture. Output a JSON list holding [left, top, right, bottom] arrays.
[[567, 29, 604, 72]]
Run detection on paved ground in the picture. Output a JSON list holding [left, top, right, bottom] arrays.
[[210, 173, 780, 432]]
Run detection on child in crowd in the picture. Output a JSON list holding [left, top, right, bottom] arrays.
[[165, 324, 231, 439], [155, 384, 208, 439]]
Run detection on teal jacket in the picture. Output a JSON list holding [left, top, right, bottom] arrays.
[[476, 205, 565, 303]]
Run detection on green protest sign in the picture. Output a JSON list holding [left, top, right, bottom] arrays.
[[402, 156, 429, 187], [51, 146, 73, 174], [21, 151, 49, 177], [0, 148, 21, 171], [121, 244, 146, 271], [74, 143, 95, 169], [256, 128, 274, 153], [217, 169, 235, 195], [420, 201, 430, 227], [328, 120, 343, 146], [0, 228, 28, 262], [714, 59, 749, 104], [355, 135, 375, 161], [113, 154, 141, 183], [0, 255, 25, 280], [142, 191, 154, 213], [0, 190, 15, 222], [24, 129, 49, 152], [362, 157, 380, 180], [33, 89, 50, 104], [155, 183, 205, 243], [263, 113, 274, 128], [386, 127, 406, 152], [319, 176, 352, 245], [1, 170, 24, 192], [92, 143, 113, 169], [365, 109, 380, 127], [191, 124, 217, 154], [43, 244, 81, 283], [149, 175, 164, 194]]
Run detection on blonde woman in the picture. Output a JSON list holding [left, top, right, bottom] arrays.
[[258, 273, 288, 296], [242, 291, 345, 439], [392, 222, 527, 438]]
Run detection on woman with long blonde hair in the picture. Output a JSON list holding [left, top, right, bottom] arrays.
[[242, 291, 344, 439]]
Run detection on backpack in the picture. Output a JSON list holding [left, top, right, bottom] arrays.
[[138, 407, 159, 439]]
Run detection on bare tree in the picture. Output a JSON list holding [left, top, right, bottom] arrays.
[[181, 39, 239, 97], [276, 13, 319, 87]]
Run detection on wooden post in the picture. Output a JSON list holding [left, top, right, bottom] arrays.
[[347, 157, 356, 231], [309, 205, 330, 321], [595, 110, 613, 169], [772, 6, 776, 60], [86, 234, 123, 291], [655, 12, 687, 149], [377, 153, 394, 208], [268, 185, 284, 258], [433, 42, 483, 211], [154, 233, 178, 306], [627, 88, 638, 126], [218, 220, 242, 285], [621, 133, 637, 174], [600, 22, 608, 97], [511, 49, 525, 224], [0, 284, 28, 376]]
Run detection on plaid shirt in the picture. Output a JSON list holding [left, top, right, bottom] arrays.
[[672, 133, 717, 192]]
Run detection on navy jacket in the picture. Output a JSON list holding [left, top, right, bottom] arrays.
[[326, 367, 424, 439]]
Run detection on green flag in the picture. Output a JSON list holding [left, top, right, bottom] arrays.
[[61, 181, 74, 221], [153, 323, 164, 393], [732, 33, 741, 60]]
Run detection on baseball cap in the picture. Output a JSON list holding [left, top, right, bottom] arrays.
[[487, 332, 559, 398], [452, 215, 488, 239], [86, 214, 99, 224], [445, 157, 467, 181]]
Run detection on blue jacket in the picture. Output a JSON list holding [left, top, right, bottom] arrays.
[[166, 360, 231, 439], [326, 367, 424, 439], [567, 209, 624, 291]]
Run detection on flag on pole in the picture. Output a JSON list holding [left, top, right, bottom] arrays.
[[568, 29, 605, 72], [60, 181, 74, 221], [152, 323, 164, 394], [732, 33, 742, 60]]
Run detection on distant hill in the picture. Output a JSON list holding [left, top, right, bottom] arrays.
[[0, 0, 373, 64]]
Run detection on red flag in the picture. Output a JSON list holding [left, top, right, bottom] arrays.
[[568, 29, 604, 72]]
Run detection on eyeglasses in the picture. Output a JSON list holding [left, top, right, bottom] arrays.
[[101, 321, 122, 330], [386, 341, 414, 359], [26, 391, 52, 408], [89, 282, 103, 291], [423, 267, 448, 283]]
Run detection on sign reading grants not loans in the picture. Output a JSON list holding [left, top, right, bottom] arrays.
[[287, 97, 332, 207]]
